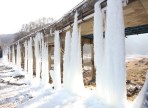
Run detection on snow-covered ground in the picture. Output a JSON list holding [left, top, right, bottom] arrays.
[[0, 61, 114, 108]]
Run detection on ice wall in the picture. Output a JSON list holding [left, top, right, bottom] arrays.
[[68, 12, 84, 94], [53, 30, 61, 89], [103, 0, 126, 107], [93, 2, 104, 99], [63, 31, 71, 89]]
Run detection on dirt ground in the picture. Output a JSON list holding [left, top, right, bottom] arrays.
[[83, 57, 148, 101]]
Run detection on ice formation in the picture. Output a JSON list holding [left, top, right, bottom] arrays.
[[41, 35, 49, 85], [16, 42, 21, 68], [53, 30, 61, 89], [12, 45, 15, 65], [34, 33, 42, 82], [103, 0, 126, 107], [93, 2, 104, 100], [27, 37, 33, 83], [132, 72, 148, 108], [8, 47, 11, 62], [2, 47, 8, 63], [24, 40, 28, 73], [68, 11, 84, 94], [63, 31, 71, 89]]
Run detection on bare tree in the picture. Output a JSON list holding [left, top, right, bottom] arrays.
[[15, 17, 54, 41]]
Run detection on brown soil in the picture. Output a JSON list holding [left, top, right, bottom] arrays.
[[83, 57, 148, 101]]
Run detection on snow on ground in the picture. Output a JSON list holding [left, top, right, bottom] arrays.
[[0, 61, 111, 108], [0, 55, 147, 108]]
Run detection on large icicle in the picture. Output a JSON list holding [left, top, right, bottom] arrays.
[[8, 47, 11, 62], [28, 37, 33, 83], [103, 0, 126, 107], [53, 31, 61, 89], [41, 35, 49, 85], [34, 33, 41, 82], [68, 12, 84, 94], [16, 42, 21, 68], [94, 2, 104, 100], [24, 40, 28, 73], [63, 31, 71, 89], [12, 45, 15, 65], [43, 42, 49, 85]]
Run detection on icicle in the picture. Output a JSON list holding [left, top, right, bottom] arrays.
[[24, 40, 28, 73], [94, 2, 104, 100], [28, 37, 33, 83], [53, 30, 61, 89], [43, 42, 49, 85], [8, 47, 11, 62], [16, 42, 21, 68], [68, 11, 84, 94], [103, 0, 126, 107], [12, 45, 15, 65], [63, 31, 71, 89], [40, 34, 49, 85], [34, 33, 41, 82]]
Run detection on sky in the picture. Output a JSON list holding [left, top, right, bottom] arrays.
[[0, 0, 83, 34]]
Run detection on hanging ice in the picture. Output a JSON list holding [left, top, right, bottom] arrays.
[[8, 47, 11, 62], [103, 0, 126, 107], [24, 40, 28, 73], [53, 30, 61, 89], [28, 37, 33, 83], [3, 47, 8, 64], [12, 45, 15, 65], [16, 42, 21, 68], [63, 31, 71, 89], [41, 34, 49, 85], [93, 2, 104, 100], [68, 11, 84, 94], [34, 33, 42, 82]]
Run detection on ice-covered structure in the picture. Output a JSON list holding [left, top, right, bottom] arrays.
[[53, 31, 61, 89]]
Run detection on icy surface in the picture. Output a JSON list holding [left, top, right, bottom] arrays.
[[53, 30, 61, 89], [93, 2, 104, 99], [63, 31, 71, 89]]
